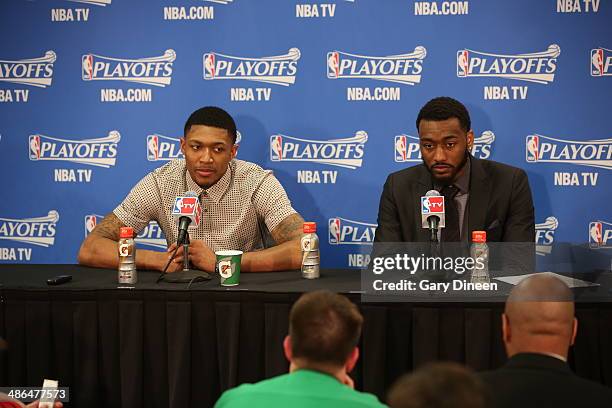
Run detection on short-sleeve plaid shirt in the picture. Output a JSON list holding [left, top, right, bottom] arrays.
[[114, 159, 297, 251]]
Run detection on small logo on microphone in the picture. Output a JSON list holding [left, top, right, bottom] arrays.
[[172, 194, 201, 227], [173, 197, 198, 214], [421, 196, 444, 214]]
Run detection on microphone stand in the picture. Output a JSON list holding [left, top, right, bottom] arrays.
[[157, 231, 212, 286], [429, 217, 444, 285], [182, 233, 191, 272]]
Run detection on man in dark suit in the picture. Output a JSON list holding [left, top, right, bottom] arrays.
[[375, 97, 535, 244], [480, 274, 612, 407]]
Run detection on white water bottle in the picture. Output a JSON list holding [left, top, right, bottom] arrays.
[[301, 222, 320, 279], [470, 231, 489, 284], [118, 226, 137, 284]]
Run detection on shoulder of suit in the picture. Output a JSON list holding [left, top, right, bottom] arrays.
[[477, 158, 526, 175]]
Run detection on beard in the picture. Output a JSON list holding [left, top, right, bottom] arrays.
[[425, 149, 470, 184]]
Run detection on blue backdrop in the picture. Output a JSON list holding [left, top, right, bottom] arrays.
[[0, 0, 610, 267]]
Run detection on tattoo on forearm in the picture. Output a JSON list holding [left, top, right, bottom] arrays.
[[92, 213, 124, 241], [272, 213, 304, 244]]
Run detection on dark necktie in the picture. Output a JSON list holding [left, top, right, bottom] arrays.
[[441, 184, 460, 242]]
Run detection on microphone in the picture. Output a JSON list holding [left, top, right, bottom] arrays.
[[421, 190, 446, 242], [171, 191, 202, 245]]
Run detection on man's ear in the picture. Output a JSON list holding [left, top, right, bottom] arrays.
[[467, 129, 474, 151], [231, 144, 238, 159], [283, 335, 292, 362], [570, 317, 578, 346], [502, 313, 511, 344], [345, 347, 359, 373], [180, 137, 186, 155]]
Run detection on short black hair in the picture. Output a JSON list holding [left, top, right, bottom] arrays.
[[183, 106, 237, 143], [289, 290, 363, 366], [416, 97, 471, 133]]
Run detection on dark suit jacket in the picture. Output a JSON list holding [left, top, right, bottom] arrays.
[[480, 353, 612, 408], [374, 156, 535, 243]]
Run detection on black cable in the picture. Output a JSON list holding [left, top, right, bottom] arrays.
[[156, 244, 181, 283]]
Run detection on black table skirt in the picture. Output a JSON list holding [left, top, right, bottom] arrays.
[[1, 265, 611, 408]]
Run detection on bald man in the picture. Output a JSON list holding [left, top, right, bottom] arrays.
[[480, 274, 612, 408]]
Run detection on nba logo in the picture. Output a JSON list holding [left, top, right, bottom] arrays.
[[29, 135, 41, 160], [395, 135, 407, 162], [204, 53, 216, 79], [173, 197, 197, 214], [327, 52, 340, 78], [84, 214, 99, 237], [591, 49, 604, 76], [457, 50, 469, 77], [421, 196, 444, 214], [270, 135, 283, 161], [82, 54, 94, 80], [147, 135, 159, 161], [525, 135, 539, 162], [589, 222, 603, 248], [329, 218, 341, 244]]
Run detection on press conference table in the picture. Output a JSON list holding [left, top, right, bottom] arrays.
[[1, 265, 611, 408]]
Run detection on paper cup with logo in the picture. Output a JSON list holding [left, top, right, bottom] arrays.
[[216, 250, 243, 286]]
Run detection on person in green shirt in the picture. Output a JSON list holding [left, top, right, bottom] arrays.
[[215, 290, 387, 408]]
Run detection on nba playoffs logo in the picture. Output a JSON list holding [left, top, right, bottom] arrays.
[[270, 131, 367, 169], [395, 131, 495, 162], [526, 134, 612, 170], [327, 46, 426, 85], [328, 217, 377, 245], [394, 135, 421, 162], [421, 196, 444, 215], [204, 48, 300, 86], [147, 134, 184, 161], [591, 48, 612, 77], [82, 49, 175, 87], [457, 44, 560, 84], [535, 216, 558, 256], [0, 51, 56, 88], [84, 214, 100, 237], [85, 215, 166, 248], [0, 211, 59, 247], [29, 131, 120, 168], [589, 221, 611, 249]]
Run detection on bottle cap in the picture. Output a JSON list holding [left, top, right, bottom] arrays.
[[472, 231, 487, 243], [303, 222, 317, 233], [120, 227, 134, 239]]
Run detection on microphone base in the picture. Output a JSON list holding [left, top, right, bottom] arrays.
[[160, 269, 212, 283]]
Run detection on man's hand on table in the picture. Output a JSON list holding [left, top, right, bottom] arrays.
[[165, 240, 216, 273]]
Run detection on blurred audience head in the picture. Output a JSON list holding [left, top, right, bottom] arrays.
[[503, 273, 576, 359], [387, 362, 488, 408], [284, 290, 363, 373]]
